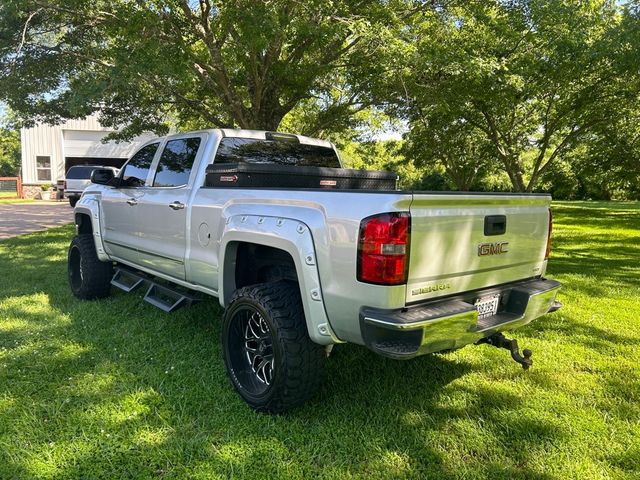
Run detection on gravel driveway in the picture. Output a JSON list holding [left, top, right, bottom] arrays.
[[0, 203, 74, 240]]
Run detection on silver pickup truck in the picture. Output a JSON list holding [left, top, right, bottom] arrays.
[[68, 129, 561, 412]]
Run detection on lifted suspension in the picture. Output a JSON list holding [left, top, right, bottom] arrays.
[[478, 332, 533, 370]]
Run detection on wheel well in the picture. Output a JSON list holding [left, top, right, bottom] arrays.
[[75, 212, 93, 235], [225, 242, 298, 303]]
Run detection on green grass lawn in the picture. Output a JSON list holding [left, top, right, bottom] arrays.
[[0, 198, 34, 204], [0, 202, 638, 479], [0, 190, 31, 204]]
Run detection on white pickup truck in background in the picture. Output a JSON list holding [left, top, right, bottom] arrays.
[[67, 129, 561, 412], [64, 165, 119, 207]]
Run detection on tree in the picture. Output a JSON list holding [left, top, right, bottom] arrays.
[[0, 109, 20, 177], [392, 0, 629, 192], [557, 2, 640, 200], [0, 0, 414, 137], [574, 107, 640, 200], [402, 115, 496, 191]]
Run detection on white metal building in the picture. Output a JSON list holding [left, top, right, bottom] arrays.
[[20, 114, 155, 189]]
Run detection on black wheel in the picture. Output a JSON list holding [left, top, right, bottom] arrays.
[[67, 234, 113, 299], [68, 197, 78, 207], [222, 281, 325, 413]]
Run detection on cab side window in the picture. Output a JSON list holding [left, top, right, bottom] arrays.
[[120, 143, 159, 187], [152, 137, 201, 188]]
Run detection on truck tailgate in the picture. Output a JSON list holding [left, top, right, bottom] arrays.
[[65, 178, 91, 192], [407, 193, 551, 304]]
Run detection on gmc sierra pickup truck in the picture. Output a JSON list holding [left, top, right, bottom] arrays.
[[67, 129, 561, 413]]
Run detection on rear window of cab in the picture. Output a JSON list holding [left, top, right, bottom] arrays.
[[66, 166, 100, 179]]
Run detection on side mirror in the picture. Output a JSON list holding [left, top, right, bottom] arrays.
[[91, 168, 115, 185]]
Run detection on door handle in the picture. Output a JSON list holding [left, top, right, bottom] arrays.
[[126, 198, 137, 206], [169, 201, 185, 210]]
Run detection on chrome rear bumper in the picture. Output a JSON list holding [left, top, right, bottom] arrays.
[[360, 277, 561, 359]]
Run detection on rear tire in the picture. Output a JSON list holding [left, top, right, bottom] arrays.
[[222, 281, 325, 413], [68, 197, 78, 207], [68, 234, 113, 299]]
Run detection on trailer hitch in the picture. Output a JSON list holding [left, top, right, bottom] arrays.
[[478, 333, 533, 370]]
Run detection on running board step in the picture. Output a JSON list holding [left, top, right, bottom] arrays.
[[143, 283, 201, 313], [111, 266, 201, 313], [111, 268, 145, 292]]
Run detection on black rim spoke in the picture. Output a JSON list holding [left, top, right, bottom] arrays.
[[229, 305, 276, 395]]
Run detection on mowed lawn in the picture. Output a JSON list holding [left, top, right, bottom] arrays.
[[0, 191, 24, 199], [0, 190, 33, 204], [0, 202, 638, 479]]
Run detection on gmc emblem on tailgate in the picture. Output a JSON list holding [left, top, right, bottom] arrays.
[[478, 242, 509, 256]]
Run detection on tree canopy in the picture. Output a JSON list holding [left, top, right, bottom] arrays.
[[383, 0, 638, 192], [0, 0, 638, 196], [0, 0, 416, 137]]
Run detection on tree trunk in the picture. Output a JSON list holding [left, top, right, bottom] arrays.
[[499, 154, 526, 192]]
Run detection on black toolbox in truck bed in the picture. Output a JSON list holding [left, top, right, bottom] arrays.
[[205, 163, 398, 190]]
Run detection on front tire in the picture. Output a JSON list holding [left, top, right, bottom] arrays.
[[68, 196, 79, 208], [68, 234, 113, 299], [222, 281, 325, 413]]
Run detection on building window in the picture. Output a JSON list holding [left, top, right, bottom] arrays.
[[36, 156, 52, 181]]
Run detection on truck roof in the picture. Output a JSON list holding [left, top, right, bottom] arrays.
[[148, 129, 335, 150]]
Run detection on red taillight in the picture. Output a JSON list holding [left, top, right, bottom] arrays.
[[63, 181, 67, 190], [545, 208, 553, 260], [357, 212, 410, 285]]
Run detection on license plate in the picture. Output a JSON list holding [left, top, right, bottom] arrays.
[[475, 294, 500, 319]]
